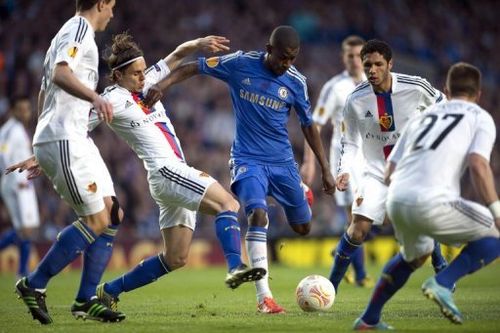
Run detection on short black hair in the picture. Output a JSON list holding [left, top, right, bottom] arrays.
[[446, 62, 481, 98], [76, 0, 112, 12], [360, 39, 392, 62], [269, 25, 300, 49]]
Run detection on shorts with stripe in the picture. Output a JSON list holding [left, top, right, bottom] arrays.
[[148, 160, 216, 230], [386, 198, 499, 261], [1, 175, 40, 229], [33, 138, 115, 217]]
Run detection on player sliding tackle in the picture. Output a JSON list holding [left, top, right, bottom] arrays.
[[8, 33, 265, 314], [143, 25, 336, 313]]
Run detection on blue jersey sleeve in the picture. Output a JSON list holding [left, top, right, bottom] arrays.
[[198, 51, 242, 82]]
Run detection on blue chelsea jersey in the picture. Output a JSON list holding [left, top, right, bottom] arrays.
[[198, 51, 313, 164]]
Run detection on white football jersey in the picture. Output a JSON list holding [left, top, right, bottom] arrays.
[[312, 70, 366, 176], [91, 60, 184, 172], [34, 16, 98, 144], [388, 99, 495, 204], [339, 73, 444, 181], [0, 118, 33, 184]]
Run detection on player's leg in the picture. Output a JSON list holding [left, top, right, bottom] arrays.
[[355, 200, 431, 330], [342, 204, 372, 287], [74, 149, 122, 306], [198, 180, 245, 271], [421, 199, 500, 324], [99, 207, 194, 311], [329, 176, 386, 292], [193, 164, 265, 289], [231, 164, 280, 310], [75, 196, 122, 303], [0, 181, 39, 278], [329, 214, 372, 293], [15, 141, 116, 324]]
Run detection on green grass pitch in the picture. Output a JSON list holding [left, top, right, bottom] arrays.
[[1, 263, 499, 332]]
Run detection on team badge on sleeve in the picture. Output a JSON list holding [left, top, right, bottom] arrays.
[[68, 46, 78, 58], [278, 87, 288, 99], [206, 57, 220, 68]]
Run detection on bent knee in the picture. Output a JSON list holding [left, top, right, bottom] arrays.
[[248, 208, 268, 227], [291, 223, 310, 236], [347, 224, 369, 243], [164, 252, 188, 271], [222, 197, 240, 213]]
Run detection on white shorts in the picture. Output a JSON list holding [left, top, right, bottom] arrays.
[[334, 180, 356, 207], [148, 160, 216, 230], [387, 198, 500, 261], [1, 176, 40, 229], [33, 139, 115, 217], [351, 174, 386, 225]]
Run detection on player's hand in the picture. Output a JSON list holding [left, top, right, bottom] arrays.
[[336, 173, 349, 191], [198, 36, 230, 54], [5, 156, 43, 180], [144, 84, 163, 108], [495, 217, 500, 232], [92, 95, 113, 123], [300, 161, 315, 186], [321, 169, 336, 195]]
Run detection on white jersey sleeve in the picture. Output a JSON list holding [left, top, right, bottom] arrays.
[[468, 111, 496, 161], [338, 96, 361, 175], [144, 60, 171, 92], [53, 17, 91, 72], [312, 80, 336, 126]]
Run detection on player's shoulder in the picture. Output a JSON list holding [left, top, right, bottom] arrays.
[[220, 50, 261, 64], [394, 72, 437, 96], [322, 71, 349, 89], [285, 65, 307, 88], [101, 85, 127, 103], [59, 16, 91, 43], [348, 80, 371, 100]]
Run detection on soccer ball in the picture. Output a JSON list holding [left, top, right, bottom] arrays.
[[295, 275, 335, 312]]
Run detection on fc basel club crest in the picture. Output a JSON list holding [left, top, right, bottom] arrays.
[[278, 87, 288, 99], [379, 113, 393, 130]]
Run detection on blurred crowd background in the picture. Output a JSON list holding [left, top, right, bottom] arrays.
[[0, 0, 498, 243]]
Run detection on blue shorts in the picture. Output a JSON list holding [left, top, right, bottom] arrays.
[[230, 162, 311, 225]]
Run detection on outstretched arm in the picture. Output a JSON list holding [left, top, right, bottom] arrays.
[[164, 36, 229, 70], [301, 124, 335, 195], [144, 61, 199, 107], [300, 123, 322, 186]]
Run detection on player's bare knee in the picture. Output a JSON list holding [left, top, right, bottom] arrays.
[[164, 252, 188, 271], [83, 211, 110, 234], [347, 224, 368, 243], [248, 208, 268, 227], [221, 197, 240, 213], [291, 223, 310, 236]]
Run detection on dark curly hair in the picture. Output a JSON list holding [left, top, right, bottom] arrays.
[[360, 39, 392, 62], [104, 32, 144, 82]]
